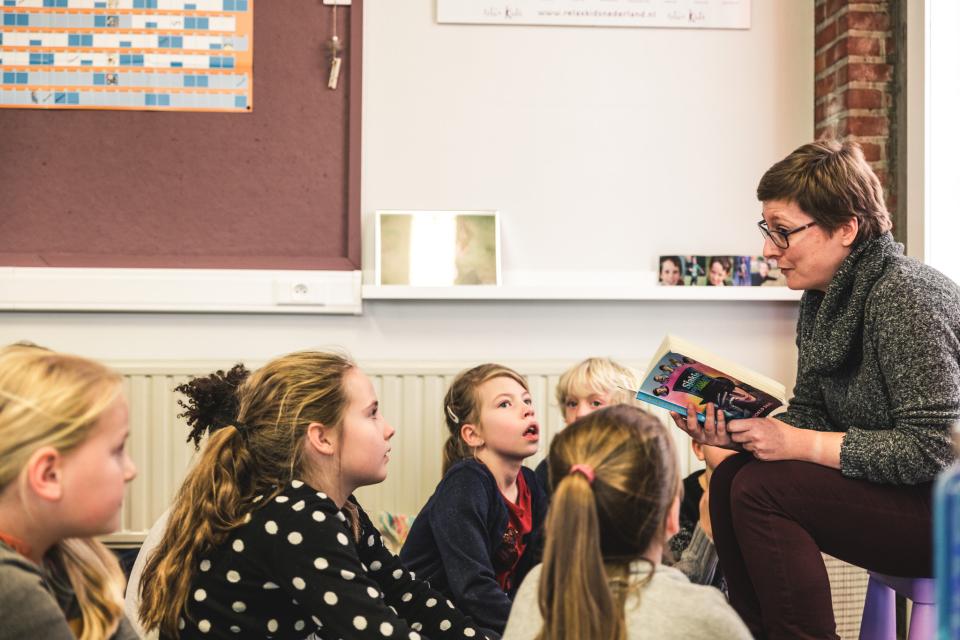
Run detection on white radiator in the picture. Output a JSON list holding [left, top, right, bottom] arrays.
[[109, 359, 691, 541]]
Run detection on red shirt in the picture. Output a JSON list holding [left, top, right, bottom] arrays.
[[493, 470, 533, 592]]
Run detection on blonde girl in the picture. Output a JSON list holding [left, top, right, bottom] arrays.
[[0, 344, 138, 640], [137, 351, 487, 639], [501, 405, 750, 640], [401, 364, 548, 636]]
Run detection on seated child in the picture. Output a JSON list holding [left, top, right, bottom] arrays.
[[124, 364, 250, 640], [0, 344, 139, 640], [536, 357, 641, 494], [502, 404, 751, 640], [136, 351, 488, 639], [401, 364, 548, 636], [668, 439, 736, 589]]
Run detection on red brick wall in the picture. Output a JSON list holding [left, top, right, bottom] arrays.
[[815, 1, 897, 208]]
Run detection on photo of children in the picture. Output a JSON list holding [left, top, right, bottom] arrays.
[[706, 256, 733, 286], [658, 256, 684, 286], [683, 256, 707, 285], [658, 255, 787, 286], [751, 256, 787, 286], [733, 256, 752, 286]]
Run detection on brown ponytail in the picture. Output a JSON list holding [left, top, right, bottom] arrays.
[[536, 405, 679, 640], [137, 351, 356, 637]]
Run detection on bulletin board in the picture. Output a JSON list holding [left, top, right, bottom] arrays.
[[0, 0, 362, 270]]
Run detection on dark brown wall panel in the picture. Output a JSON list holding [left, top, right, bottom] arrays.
[[0, 0, 361, 270]]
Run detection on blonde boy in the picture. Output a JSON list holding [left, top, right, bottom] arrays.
[[535, 357, 641, 494]]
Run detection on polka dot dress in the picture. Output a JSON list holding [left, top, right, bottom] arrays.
[[177, 481, 491, 639]]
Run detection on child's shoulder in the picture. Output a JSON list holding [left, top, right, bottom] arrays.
[[0, 543, 77, 638], [647, 566, 746, 626], [441, 459, 498, 489], [0, 541, 43, 586], [244, 480, 353, 537]]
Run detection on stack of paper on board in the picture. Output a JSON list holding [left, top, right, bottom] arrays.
[[636, 335, 786, 422]]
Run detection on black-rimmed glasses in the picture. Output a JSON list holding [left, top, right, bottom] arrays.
[[757, 220, 817, 249]]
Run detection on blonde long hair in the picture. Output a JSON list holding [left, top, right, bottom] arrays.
[[441, 363, 529, 475], [138, 350, 356, 638], [0, 344, 127, 640], [537, 404, 679, 640]]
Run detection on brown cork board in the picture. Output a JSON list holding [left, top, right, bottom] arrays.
[[0, 0, 361, 270]]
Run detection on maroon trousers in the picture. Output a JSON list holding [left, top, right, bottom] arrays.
[[710, 453, 933, 640]]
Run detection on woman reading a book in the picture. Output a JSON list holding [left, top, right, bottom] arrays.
[[672, 139, 960, 640]]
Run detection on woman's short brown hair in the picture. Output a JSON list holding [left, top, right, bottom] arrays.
[[756, 139, 892, 243]]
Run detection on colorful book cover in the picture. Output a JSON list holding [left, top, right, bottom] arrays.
[[636, 336, 785, 421]]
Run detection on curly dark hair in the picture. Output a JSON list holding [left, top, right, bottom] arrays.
[[175, 363, 250, 449]]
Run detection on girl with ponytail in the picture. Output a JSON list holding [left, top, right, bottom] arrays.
[[0, 344, 138, 640], [501, 404, 750, 640], [401, 364, 548, 636], [136, 351, 488, 639]]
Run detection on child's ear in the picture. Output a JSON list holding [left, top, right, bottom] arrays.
[[691, 439, 705, 461], [25, 447, 64, 502], [460, 423, 484, 448], [663, 495, 681, 539], [305, 422, 338, 457]]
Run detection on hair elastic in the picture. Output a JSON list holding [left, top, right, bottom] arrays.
[[569, 463, 595, 484]]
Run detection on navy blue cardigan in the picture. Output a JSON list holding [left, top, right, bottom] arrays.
[[400, 459, 547, 635]]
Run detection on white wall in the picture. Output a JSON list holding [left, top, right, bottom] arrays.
[[361, 0, 813, 279], [0, 0, 812, 412]]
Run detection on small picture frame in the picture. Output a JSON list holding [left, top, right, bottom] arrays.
[[376, 210, 501, 286]]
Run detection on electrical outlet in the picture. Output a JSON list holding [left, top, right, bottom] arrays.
[[274, 279, 327, 305]]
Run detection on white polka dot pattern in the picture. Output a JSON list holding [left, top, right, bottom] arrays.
[[175, 482, 485, 639]]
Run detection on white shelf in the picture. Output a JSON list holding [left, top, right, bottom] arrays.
[[361, 285, 802, 302], [1, 268, 364, 314]]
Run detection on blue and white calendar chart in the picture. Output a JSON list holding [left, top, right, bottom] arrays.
[[0, 0, 253, 111]]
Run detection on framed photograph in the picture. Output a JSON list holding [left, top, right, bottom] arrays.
[[375, 210, 501, 286]]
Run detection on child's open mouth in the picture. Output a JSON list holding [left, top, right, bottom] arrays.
[[523, 423, 540, 441]]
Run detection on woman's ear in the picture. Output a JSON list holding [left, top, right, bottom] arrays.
[[663, 494, 681, 540], [305, 422, 338, 457], [839, 216, 860, 247], [460, 423, 484, 448], [25, 446, 64, 502]]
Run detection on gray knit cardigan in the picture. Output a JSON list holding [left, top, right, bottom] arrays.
[[777, 232, 960, 485]]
